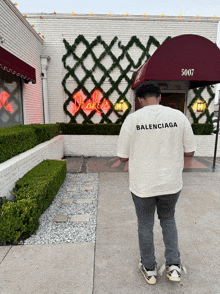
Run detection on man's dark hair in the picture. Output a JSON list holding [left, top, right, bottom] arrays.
[[135, 82, 161, 100]]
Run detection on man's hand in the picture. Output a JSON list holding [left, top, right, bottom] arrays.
[[119, 157, 129, 162]]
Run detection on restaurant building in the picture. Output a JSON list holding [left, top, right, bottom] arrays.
[[1, 0, 220, 128]]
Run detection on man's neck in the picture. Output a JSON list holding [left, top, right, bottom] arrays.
[[142, 101, 160, 107]]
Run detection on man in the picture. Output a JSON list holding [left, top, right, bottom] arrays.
[[117, 82, 196, 285]]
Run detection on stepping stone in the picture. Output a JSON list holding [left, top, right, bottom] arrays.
[[62, 199, 74, 205], [67, 187, 77, 191], [70, 214, 90, 222], [84, 178, 93, 181], [54, 215, 68, 223], [80, 186, 93, 191], [76, 199, 93, 204]]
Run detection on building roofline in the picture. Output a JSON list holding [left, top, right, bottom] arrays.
[[22, 13, 220, 22], [3, 0, 43, 44]]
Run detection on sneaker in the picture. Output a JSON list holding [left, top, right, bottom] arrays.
[[158, 262, 187, 282], [138, 259, 158, 285]]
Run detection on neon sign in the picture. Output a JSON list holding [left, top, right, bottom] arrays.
[[67, 89, 111, 115], [0, 91, 14, 114]]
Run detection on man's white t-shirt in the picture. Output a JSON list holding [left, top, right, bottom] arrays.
[[117, 105, 196, 198]]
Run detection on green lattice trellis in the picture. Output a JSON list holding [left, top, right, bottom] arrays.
[[62, 35, 172, 124], [62, 35, 215, 124], [189, 86, 215, 123]]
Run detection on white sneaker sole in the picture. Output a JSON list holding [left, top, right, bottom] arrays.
[[167, 274, 181, 282]]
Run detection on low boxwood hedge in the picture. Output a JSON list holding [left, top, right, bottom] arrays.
[[0, 159, 66, 245], [0, 123, 60, 164], [59, 122, 214, 135]]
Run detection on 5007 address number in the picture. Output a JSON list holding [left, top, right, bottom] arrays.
[[181, 69, 194, 76]]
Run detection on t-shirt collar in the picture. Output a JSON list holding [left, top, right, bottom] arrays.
[[143, 104, 161, 107]]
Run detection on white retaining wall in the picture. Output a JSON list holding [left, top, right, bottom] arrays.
[[63, 134, 220, 157], [1, 134, 220, 200], [0, 135, 64, 200]]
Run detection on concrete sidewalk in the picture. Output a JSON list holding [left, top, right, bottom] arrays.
[[1, 171, 220, 294]]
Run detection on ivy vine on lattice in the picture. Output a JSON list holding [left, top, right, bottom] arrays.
[[189, 86, 215, 123], [61, 35, 171, 124], [62, 35, 215, 124]]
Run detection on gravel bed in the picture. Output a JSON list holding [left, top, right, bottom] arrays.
[[21, 173, 99, 245]]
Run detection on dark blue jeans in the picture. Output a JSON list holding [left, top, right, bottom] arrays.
[[131, 190, 181, 270]]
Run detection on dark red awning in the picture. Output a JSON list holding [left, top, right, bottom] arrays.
[[0, 46, 36, 84], [132, 34, 220, 89]]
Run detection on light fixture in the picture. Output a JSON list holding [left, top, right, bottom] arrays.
[[197, 101, 205, 112], [115, 100, 124, 112]]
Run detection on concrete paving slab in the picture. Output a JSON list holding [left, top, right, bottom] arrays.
[[54, 215, 68, 223], [93, 172, 220, 294], [80, 186, 94, 191], [0, 242, 95, 294], [62, 199, 74, 205], [70, 214, 90, 222], [0, 246, 12, 264], [77, 199, 93, 204], [66, 187, 77, 191], [64, 156, 83, 173], [72, 178, 80, 182]]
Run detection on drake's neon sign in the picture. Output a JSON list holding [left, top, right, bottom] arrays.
[[67, 89, 111, 115]]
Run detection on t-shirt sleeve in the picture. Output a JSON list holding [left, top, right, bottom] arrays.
[[183, 117, 196, 153], [117, 116, 132, 158]]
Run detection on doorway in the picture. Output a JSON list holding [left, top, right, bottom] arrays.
[[135, 92, 186, 113], [160, 93, 185, 113]]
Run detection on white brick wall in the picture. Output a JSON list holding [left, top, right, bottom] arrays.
[[0, 135, 64, 200], [64, 135, 119, 157], [1, 0, 44, 125], [23, 14, 219, 124]]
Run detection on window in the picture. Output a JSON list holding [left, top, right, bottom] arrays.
[[0, 69, 23, 128]]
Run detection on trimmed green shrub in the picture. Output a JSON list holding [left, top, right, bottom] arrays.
[[192, 123, 214, 135], [0, 127, 38, 163], [59, 122, 119, 135], [0, 124, 60, 163], [59, 122, 214, 135], [0, 159, 66, 244]]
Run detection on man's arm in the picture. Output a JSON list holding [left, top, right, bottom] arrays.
[[119, 157, 129, 162]]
